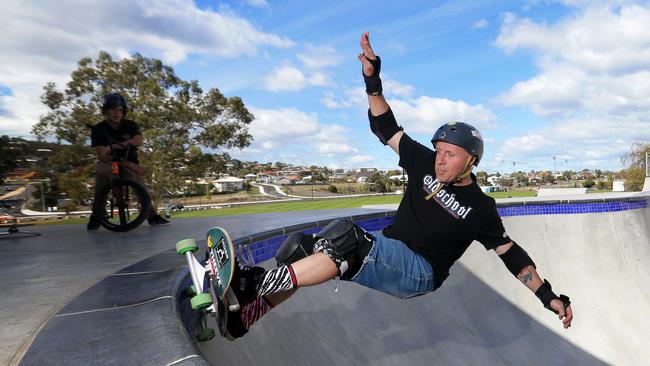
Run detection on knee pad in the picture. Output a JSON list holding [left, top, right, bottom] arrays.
[[275, 232, 316, 266], [313, 218, 374, 278]]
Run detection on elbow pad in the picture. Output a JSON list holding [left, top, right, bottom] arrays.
[[368, 108, 403, 145], [499, 241, 536, 277]]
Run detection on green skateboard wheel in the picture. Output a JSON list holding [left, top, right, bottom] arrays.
[[191, 292, 213, 310], [176, 238, 198, 255], [197, 328, 216, 342]]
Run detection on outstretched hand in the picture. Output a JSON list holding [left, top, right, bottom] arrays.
[[357, 32, 377, 76], [550, 300, 573, 329]]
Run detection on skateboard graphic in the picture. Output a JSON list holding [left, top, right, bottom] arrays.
[[176, 227, 240, 341]]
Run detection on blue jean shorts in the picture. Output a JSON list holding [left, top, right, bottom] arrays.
[[349, 231, 436, 299]]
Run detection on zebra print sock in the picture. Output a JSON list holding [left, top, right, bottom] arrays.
[[256, 265, 297, 298], [240, 296, 272, 330]]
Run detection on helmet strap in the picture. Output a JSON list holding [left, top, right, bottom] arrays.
[[452, 156, 475, 184], [424, 156, 476, 201], [424, 179, 446, 200]]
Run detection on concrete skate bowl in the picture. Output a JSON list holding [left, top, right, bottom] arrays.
[[179, 194, 650, 366]]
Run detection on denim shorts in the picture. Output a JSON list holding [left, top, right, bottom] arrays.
[[349, 231, 436, 299]]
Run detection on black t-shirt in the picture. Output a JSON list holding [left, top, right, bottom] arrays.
[[383, 133, 511, 288], [90, 119, 141, 164]]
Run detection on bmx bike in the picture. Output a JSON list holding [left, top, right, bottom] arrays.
[[87, 124, 152, 232]]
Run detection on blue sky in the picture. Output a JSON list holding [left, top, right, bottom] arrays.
[[1, 0, 649, 173]]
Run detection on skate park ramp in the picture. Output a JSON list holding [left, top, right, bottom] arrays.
[[197, 194, 650, 365]]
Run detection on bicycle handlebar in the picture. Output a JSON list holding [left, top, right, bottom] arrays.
[[86, 123, 133, 162]]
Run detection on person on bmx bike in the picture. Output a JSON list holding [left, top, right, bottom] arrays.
[[87, 92, 169, 230]]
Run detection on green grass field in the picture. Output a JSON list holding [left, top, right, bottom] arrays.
[[27, 190, 538, 225], [486, 191, 537, 198], [173, 195, 403, 218]]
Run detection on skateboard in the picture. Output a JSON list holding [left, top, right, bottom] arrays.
[[176, 227, 240, 342], [0, 223, 41, 238]]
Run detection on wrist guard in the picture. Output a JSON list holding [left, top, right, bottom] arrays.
[[535, 279, 571, 314], [368, 108, 403, 145], [362, 55, 382, 96]]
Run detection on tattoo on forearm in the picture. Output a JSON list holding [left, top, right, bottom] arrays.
[[520, 271, 533, 285]]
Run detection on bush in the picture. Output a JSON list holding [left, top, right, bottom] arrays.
[[328, 185, 338, 193], [583, 179, 595, 188]]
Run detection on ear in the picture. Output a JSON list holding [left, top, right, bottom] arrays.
[[469, 156, 477, 166]]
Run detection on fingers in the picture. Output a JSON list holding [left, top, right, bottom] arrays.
[[550, 299, 573, 329], [359, 31, 376, 59], [360, 31, 369, 48], [562, 305, 573, 329]]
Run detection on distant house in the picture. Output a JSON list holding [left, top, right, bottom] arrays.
[[256, 174, 274, 183], [277, 176, 300, 185], [353, 170, 377, 183], [352, 167, 378, 173], [214, 176, 244, 192], [244, 173, 257, 182], [328, 172, 348, 181], [487, 176, 501, 187], [613, 179, 626, 192]]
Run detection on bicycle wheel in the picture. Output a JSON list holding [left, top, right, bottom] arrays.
[[93, 178, 151, 232]]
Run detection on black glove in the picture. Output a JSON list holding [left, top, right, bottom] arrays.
[[362, 55, 382, 96], [535, 279, 571, 314]]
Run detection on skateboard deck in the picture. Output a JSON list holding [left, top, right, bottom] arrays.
[[206, 227, 235, 298], [176, 227, 240, 342]]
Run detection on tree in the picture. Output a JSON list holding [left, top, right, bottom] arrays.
[[386, 169, 401, 176], [511, 171, 528, 186], [476, 171, 488, 186], [540, 172, 555, 184], [34, 52, 253, 204], [0, 136, 17, 184], [620, 143, 650, 191], [368, 172, 390, 193], [497, 177, 514, 188]]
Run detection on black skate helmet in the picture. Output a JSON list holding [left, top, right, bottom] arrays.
[[101, 93, 128, 115], [431, 121, 484, 166]]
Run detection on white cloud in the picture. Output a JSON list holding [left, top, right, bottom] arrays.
[[321, 79, 414, 110], [318, 142, 355, 154], [389, 96, 496, 134], [298, 44, 342, 69], [264, 43, 341, 92], [472, 19, 489, 29], [491, 2, 650, 171], [238, 106, 372, 168], [490, 114, 650, 171], [245, 0, 269, 8], [496, 5, 650, 116], [0, 0, 294, 137], [248, 107, 321, 142], [263, 66, 328, 91], [321, 88, 366, 109], [347, 154, 375, 165], [383, 79, 416, 99]]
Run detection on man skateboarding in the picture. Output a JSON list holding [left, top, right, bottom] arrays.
[[224, 32, 573, 339]]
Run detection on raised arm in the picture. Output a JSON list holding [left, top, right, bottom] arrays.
[[358, 32, 403, 155], [495, 241, 573, 329]]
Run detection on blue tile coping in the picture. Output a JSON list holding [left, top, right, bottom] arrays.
[[18, 195, 648, 365]]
